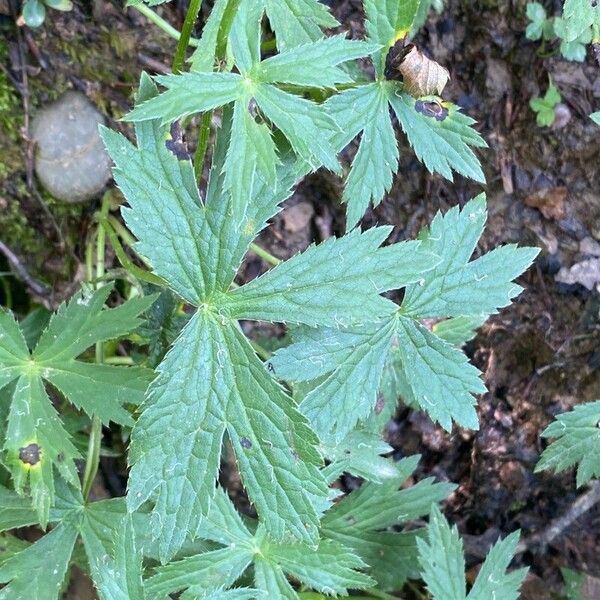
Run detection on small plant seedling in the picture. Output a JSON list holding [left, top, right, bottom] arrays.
[[526, 0, 600, 63], [530, 80, 562, 127]]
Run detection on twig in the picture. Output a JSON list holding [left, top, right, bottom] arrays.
[[516, 480, 600, 554], [137, 52, 170, 75], [0, 240, 50, 297]]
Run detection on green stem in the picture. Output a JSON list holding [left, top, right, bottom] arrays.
[[132, 3, 200, 47], [249, 243, 281, 266], [107, 215, 138, 249], [101, 217, 166, 287], [215, 0, 241, 60], [193, 110, 212, 179], [172, 0, 204, 73], [82, 198, 110, 501]]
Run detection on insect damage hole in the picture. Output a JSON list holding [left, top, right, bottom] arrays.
[[165, 121, 191, 160], [240, 437, 253, 449], [19, 443, 42, 466]]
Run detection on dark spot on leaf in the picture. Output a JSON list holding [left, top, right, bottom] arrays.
[[57, 452, 64, 463], [240, 437, 252, 449], [165, 121, 191, 160], [415, 99, 449, 122], [343, 449, 351, 455], [345, 515, 357, 525], [19, 443, 41, 466], [248, 97, 258, 118], [266, 362, 275, 374]]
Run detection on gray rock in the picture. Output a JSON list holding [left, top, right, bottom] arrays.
[[32, 91, 111, 203]]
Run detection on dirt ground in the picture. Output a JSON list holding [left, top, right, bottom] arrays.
[[1, 0, 600, 597]]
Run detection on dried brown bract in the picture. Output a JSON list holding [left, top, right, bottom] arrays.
[[391, 44, 450, 98]]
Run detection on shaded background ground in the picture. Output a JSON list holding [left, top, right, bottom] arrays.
[[1, 0, 599, 597]]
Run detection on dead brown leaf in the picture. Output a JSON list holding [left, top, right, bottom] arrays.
[[398, 46, 450, 97], [524, 187, 567, 220]]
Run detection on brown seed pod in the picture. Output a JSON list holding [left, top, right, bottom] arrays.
[[397, 44, 450, 97]]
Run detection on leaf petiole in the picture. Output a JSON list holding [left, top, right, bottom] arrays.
[[132, 3, 200, 48]]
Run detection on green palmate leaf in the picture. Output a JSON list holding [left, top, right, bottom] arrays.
[[148, 489, 373, 599], [262, 0, 339, 51], [251, 83, 340, 171], [125, 73, 243, 124], [191, 0, 339, 69], [147, 547, 254, 599], [417, 505, 466, 600], [392, 316, 485, 430], [270, 196, 537, 433], [105, 75, 297, 298], [364, 0, 421, 75], [530, 80, 561, 126], [223, 97, 279, 218], [261, 536, 374, 596], [222, 235, 439, 328], [525, 2, 549, 40], [431, 315, 486, 346], [322, 455, 454, 591], [327, 82, 486, 228], [274, 314, 481, 435], [255, 35, 380, 88], [229, 0, 264, 73], [320, 429, 399, 484], [535, 400, 600, 487], [0, 480, 151, 600], [127, 312, 327, 562], [389, 92, 486, 184], [401, 195, 540, 319], [326, 83, 398, 229], [127, 33, 377, 178], [0, 485, 38, 531], [298, 320, 396, 439], [5, 374, 78, 526], [190, 0, 230, 71], [0, 520, 78, 600], [108, 80, 331, 561], [467, 530, 528, 600], [417, 505, 527, 600], [0, 286, 154, 525], [81, 507, 145, 600]]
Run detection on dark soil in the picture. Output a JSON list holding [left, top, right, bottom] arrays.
[[1, 0, 600, 597]]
